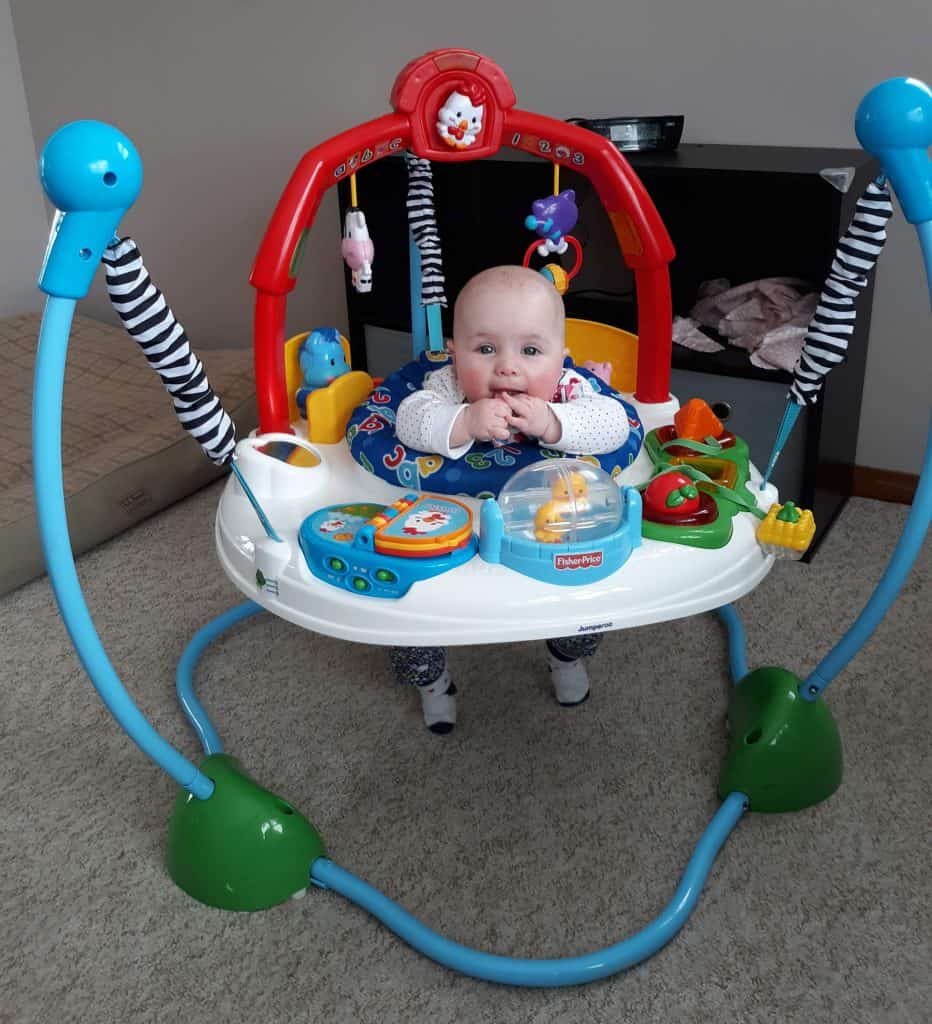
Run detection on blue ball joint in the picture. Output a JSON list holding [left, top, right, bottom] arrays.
[[38, 121, 143, 298], [855, 77, 932, 226]]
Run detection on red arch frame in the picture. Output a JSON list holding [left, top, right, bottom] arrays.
[[250, 49, 675, 435]]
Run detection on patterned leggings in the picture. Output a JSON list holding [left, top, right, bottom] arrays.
[[389, 634, 604, 687]]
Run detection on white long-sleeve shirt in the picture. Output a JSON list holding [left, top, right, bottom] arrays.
[[396, 364, 630, 459]]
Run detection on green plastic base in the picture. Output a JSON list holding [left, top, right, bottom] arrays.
[[719, 667, 843, 813], [166, 754, 325, 910]]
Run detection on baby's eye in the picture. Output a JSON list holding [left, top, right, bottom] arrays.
[[522, 345, 541, 356], [478, 344, 495, 355]]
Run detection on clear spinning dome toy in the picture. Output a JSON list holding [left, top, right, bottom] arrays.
[[499, 460, 623, 544], [479, 459, 642, 585]]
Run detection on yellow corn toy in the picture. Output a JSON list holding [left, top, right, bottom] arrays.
[[756, 501, 816, 559]]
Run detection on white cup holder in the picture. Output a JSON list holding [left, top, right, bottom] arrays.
[[233, 433, 330, 500]]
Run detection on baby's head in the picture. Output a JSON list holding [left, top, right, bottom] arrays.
[[449, 265, 566, 403]]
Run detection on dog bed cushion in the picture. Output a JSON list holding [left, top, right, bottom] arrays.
[[1, 313, 256, 595]]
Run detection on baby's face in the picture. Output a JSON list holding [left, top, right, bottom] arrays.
[[451, 278, 566, 403]]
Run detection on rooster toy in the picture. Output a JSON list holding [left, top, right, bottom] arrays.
[[436, 81, 486, 150]]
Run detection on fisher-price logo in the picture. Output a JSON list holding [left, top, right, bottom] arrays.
[[554, 551, 603, 571]]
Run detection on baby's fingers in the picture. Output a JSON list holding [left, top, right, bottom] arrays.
[[503, 399, 532, 423]]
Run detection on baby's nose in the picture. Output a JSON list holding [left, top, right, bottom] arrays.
[[495, 361, 519, 376]]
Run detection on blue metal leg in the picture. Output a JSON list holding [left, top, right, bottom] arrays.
[[310, 793, 747, 987], [715, 605, 750, 685], [33, 297, 213, 799], [803, 414, 931, 700], [177, 602, 266, 755]]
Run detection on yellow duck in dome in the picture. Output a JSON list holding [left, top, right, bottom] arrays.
[[534, 472, 591, 543]]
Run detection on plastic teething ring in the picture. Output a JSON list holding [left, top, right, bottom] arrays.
[[523, 235, 583, 292]]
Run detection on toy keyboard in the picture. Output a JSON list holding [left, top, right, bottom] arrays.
[[298, 494, 476, 598]]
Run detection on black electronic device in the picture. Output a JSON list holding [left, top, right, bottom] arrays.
[[567, 115, 684, 152]]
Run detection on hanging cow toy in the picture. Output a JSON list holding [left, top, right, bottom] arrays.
[[342, 208, 374, 293]]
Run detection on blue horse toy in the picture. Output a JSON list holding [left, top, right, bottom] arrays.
[[296, 327, 350, 416]]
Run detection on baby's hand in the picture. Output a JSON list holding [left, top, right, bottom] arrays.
[[461, 397, 512, 443], [502, 393, 561, 444]]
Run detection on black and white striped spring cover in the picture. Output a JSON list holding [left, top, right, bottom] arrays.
[[404, 153, 448, 308], [789, 179, 893, 406], [102, 237, 236, 465]]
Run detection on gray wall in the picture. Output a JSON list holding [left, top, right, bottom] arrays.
[[0, 0, 49, 317], [8, 0, 931, 472]]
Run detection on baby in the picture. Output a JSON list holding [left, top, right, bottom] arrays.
[[397, 265, 629, 458], [394, 265, 631, 734]]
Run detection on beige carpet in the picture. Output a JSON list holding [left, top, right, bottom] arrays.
[[2, 483, 929, 1023]]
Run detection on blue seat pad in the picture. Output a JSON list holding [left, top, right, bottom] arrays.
[[346, 351, 644, 498]]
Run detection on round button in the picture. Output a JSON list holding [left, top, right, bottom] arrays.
[[375, 568, 397, 583], [352, 577, 370, 592], [328, 557, 345, 572]]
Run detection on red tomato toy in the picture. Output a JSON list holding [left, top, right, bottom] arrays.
[[644, 471, 701, 520]]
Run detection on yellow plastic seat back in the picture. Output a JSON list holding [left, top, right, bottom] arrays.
[[564, 318, 638, 393]]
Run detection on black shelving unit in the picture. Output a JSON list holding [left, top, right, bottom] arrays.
[[338, 144, 879, 558]]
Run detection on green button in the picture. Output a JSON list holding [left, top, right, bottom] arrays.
[[352, 577, 370, 592], [375, 568, 397, 583], [328, 557, 345, 572]]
